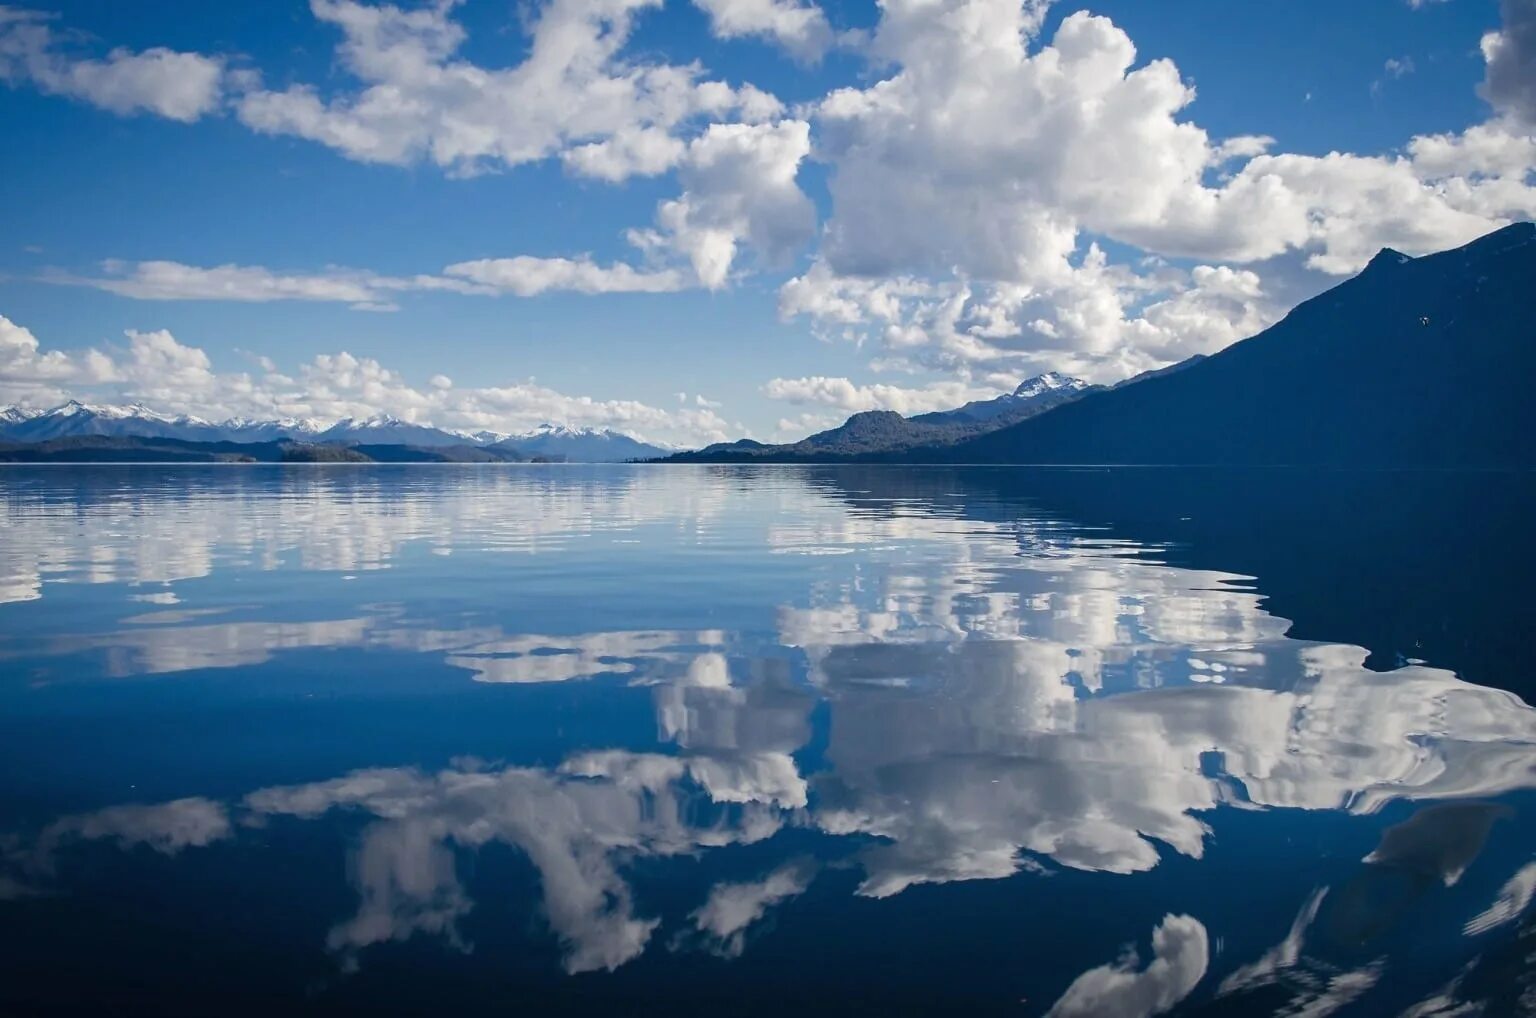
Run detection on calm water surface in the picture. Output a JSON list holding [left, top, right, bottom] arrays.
[[1, 464, 1534, 1016]]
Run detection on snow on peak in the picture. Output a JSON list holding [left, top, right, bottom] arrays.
[[1012, 373, 1088, 399], [357, 413, 407, 428]]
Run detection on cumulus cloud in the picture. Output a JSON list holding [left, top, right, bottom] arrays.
[[762, 376, 984, 414], [0, 7, 226, 120], [634, 120, 816, 288], [771, 411, 842, 441], [1045, 914, 1209, 1018], [233, 0, 773, 178], [0, 314, 733, 447], [826, 1, 1529, 273], [777, 251, 1279, 383], [782, 0, 1536, 381], [689, 0, 836, 62], [0, 313, 102, 404], [1482, 0, 1536, 124]]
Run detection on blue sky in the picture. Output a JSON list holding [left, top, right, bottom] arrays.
[[0, 0, 1531, 444]]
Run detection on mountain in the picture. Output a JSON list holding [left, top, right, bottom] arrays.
[[695, 438, 769, 456], [0, 404, 671, 460], [0, 401, 331, 444], [667, 372, 1094, 461], [493, 424, 672, 462], [0, 435, 285, 462], [1, 401, 227, 442], [911, 372, 1092, 425], [936, 222, 1536, 466], [0, 436, 538, 464], [317, 415, 467, 447], [460, 429, 513, 445], [0, 406, 40, 427], [219, 416, 327, 442]]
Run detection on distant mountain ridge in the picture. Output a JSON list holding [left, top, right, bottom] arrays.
[[0, 435, 545, 464], [491, 423, 673, 463], [0, 401, 671, 461], [912, 372, 1092, 425], [680, 371, 1098, 460]]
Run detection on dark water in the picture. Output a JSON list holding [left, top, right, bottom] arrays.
[[1, 464, 1534, 1017]]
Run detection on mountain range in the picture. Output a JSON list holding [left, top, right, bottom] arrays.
[[8, 223, 1533, 468], [0, 403, 673, 462], [690, 371, 1097, 460], [673, 222, 1536, 468]]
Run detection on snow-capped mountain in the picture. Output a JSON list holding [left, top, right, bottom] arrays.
[[220, 416, 328, 442], [491, 424, 673, 462], [0, 401, 223, 442], [316, 414, 470, 447], [0, 406, 41, 426], [920, 372, 1093, 425], [0, 400, 677, 460], [457, 429, 513, 446]]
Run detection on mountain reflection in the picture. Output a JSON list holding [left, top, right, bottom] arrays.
[[1, 465, 1534, 1014]]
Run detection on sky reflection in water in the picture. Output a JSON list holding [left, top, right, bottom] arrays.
[[0, 464, 1533, 1016]]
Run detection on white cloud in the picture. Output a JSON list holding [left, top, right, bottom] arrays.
[[233, 0, 773, 179], [561, 127, 688, 181], [777, 251, 1279, 383], [787, 0, 1536, 381], [71, 260, 413, 305], [812, 6, 1313, 279], [1045, 914, 1209, 1018], [636, 120, 816, 288], [1482, 0, 1536, 125], [0, 313, 93, 404], [442, 256, 687, 295], [52, 254, 691, 305], [772, 411, 841, 441], [762, 375, 984, 414], [0, 314, 732, 447], [689, 0, 836, 62], [0, 8, 225, 121], [1372, 56, 1415, 97]]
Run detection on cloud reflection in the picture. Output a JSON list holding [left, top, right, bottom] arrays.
[[1045, 914, 1209, 1018], [2, 466, 1534, 1007]]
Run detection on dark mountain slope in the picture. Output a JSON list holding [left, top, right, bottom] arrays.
[[944, 223, 1536, 466]]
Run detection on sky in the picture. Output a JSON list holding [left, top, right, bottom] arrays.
[[0, 0, 1533, 446]]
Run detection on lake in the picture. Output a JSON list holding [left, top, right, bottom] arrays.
[[1, 464, 1534, 1016]]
